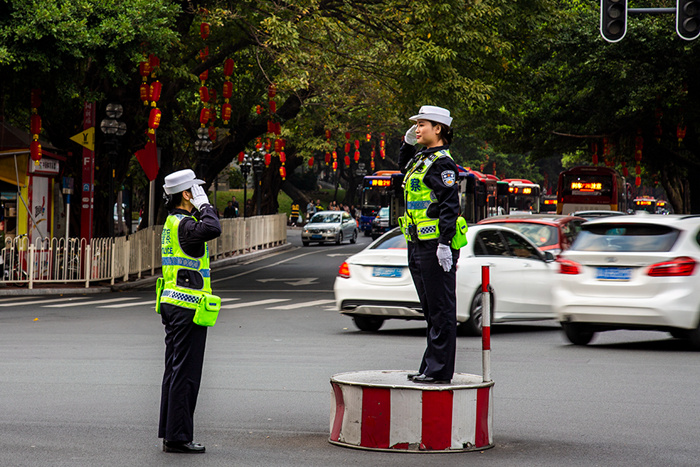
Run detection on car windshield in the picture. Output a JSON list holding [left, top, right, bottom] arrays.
[[572, 223, 681, 252], [486, 222, 559, 248], [310, 213, 341, 224], [370, 228, 407, 250], [378, 207, 389, 218]]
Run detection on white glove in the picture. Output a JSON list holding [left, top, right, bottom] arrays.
[[404, 124, 417, 146], [437, 243, 453, 272], [189, 184, 210, 211]]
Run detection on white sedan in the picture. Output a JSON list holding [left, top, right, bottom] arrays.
[[554, 214, 700, 347], [334, 225, 556, 334]]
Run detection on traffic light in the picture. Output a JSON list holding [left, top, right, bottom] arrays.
[[600, 0, 628, 42], [677, 0, 700, 40]]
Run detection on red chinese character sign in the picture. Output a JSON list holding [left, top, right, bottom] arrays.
[[80, 102, 96, 241]]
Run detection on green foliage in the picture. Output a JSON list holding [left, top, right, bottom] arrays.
[[226, 166, 245, 189]]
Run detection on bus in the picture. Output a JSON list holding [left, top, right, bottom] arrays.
[[632, 196, 656, 213], [655, 199, 673, 214], [540, 195, 558, 213], [459, 169, 509, 224], [556, 166, 627, 215], [501, 178, 541, 213], [359, 171, 404, 236]]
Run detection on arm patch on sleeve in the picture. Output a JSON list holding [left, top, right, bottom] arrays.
[[441, 170, 456, 187]]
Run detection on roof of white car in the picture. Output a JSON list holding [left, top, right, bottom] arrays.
[[583, 213, 700, 226]]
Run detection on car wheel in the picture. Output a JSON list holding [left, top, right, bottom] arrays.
[[562, 322, 595, 346], [302, 241, 309, 247], [350, 230, 357, 244], [459, 288, 493, 337], [353, 315, 384, 332], [336, 232, 343, 245], [669, 329, 689, 339]]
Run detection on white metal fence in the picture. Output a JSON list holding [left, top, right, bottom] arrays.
[[0, 213, 287, 289]]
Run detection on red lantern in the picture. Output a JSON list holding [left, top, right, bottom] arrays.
[[344, 142, 351, 153], [308, 157, 314, 167], [677, 124, 687, 142], [30, 89, 41, 108], [279, 152, 286, 163], [149, 81, 162, 104], [264, 138, 271, 151], [200, 22, 210, 40], [264, 153, 271, 166], [140, 84, 150, 104], [208, 126, 217, 141], [380, 148, 385, 159], [635, 176, 641, 187], [30, 140, 42, 163], [199, 69, 209, 82], [256, 105, 262, 115], [222, 82, 233, 99], [354, 140, 360, 150], [200, 47, 209, 61], [592, 154, 598, 165], [255, 138, 262, 149], [354, 150, 360, 163], [379, 139, 385, 148], [224, 58, 235, 77], [199, 86, 210, 103], [366, 133, 371, 142], [371, 160, 375, 170], [209, 106, 217, 122], [139, 61, 151, 79], [149, 54, 160, 70], [199, 108, 210, 126], [149, 108, 162, 129], [269, 100, 276, 114], [635, 165, 641, 175], [324, 152, 331, 164], [345, 132, 350, 140], [344, 155, 350, 166], [325, 130, 331, 140], [30, 114, 41, 135], [222, 103, 232, 124], [279, 166, 286, 179], [267, 120, 273, 134], [273, 122, 281, 135], [274, 139, 281, 152], [332, 161, 338, 171], [332, 150, 337, 160], [622, 162, 629, 177], [268, 84, 276, 98], [238, 152, 245, 163]]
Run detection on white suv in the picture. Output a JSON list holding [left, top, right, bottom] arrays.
[[553, 214, 700, 347]]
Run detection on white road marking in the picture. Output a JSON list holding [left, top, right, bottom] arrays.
[[98, 300, 157, 309], [220, 298, 290, 309], [44, 297, 137, 308], [0, 297, 90, 307], [266, 299, 335, 310]]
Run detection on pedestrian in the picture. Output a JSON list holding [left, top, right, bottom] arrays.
[[157, 169, 222, 453], [315, 199, 324, 212], [306, 200, 315, 221], [399, 105, 463, 385], [290, 201, 300, 226], [223, 200, 235, 218], [231, 196, 240, 217]]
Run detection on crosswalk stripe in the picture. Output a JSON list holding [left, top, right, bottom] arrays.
[[0, 297, 90, 307], [221, 298, 289, 309], [44, 297, 137, 308], [266, 299, 335, 310], [98, 300, 157, 309]]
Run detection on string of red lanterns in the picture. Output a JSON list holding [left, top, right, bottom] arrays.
[[147, 54, 162, 141], [30, 89, 42, 165]]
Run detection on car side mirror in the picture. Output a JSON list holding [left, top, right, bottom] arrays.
[[543, 251, 556, 262]]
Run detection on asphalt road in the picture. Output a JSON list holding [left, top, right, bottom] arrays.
[[1, 228, 699, 466]]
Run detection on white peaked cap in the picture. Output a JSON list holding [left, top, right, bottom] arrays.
[[409, 105, 453, 126], [163, 169, 205, 194]]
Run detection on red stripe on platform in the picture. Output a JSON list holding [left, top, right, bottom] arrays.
[[475, 387, 490, 447], [482, 326, 491, 350], [330, 383, 345, 442], [421, 390, 453, 450], [360, 387, 391, 448]]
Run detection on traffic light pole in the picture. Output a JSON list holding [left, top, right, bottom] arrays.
[[628, 8, 674, 15]]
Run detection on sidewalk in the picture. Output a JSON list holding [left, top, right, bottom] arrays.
[[0, 242, 293, 297]]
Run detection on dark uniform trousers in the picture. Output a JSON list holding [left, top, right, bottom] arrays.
[[407, 239, 459, 381], [158, 303, 208, 442]]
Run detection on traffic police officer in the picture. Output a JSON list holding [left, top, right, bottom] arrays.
[[158, 169, 221, 453], [399, 106, 460, 384]]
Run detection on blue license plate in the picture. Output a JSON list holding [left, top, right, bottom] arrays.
[[372, 266, 403, 278], [596, 267, 632, 281], [311, 234, 323, 239]]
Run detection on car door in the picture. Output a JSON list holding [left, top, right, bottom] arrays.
[[499, 230, 553, 317], [472, 229, 523, 315], [342, 212, 355, 238]]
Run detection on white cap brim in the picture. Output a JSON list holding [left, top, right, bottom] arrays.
[[409, 113, 453, 126], [164, 178, 205, 195]]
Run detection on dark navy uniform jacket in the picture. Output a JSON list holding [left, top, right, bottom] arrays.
[[170, 205, 222, 258]]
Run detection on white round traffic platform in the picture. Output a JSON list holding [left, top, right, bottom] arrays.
[[329, 370, 494, 452]]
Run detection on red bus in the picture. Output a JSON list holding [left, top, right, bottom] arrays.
[[556, 166, 627, 215]]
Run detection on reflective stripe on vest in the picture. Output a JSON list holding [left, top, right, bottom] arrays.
[[401, 150, 453, 242], [160, 213, 211, 309]]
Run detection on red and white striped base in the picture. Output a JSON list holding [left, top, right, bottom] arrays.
[[330, 370, 494, 452]]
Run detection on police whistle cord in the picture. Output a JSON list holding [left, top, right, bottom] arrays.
[[481, 265, 492, 383]]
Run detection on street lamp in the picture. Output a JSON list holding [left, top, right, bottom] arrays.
[[195, 127, 213, 178], [100, 103, 126, 239], [239, 154, 252, 219], [252, 152, 264, 216]]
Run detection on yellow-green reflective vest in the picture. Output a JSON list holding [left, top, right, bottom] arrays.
[[401, 149, 453, 242], [160, 213, 211, 310]]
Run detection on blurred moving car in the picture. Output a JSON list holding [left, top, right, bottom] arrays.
[[477, 214, 587, 256], [370, 207, 390, 240], [334, 225, 556, 334], [302, 211, 358, 246], [553, 215, 700, 347], [572, 210, 627, 220]]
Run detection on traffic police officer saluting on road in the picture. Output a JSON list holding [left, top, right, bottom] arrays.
[[157, 169, 222, 453], [399, 106, 466, 385]]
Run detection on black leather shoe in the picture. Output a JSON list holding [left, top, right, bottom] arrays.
[[407, 372, 421, 381], [412, 374, 451, 384], [163, 440, 206, 453]]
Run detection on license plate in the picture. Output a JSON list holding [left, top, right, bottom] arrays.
[[372, 266, 403, 278], [596, 267, 632, 281], [311, 234, 323, 239]]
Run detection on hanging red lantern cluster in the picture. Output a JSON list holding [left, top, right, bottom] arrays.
[[634, 131, 643, 187], [143, 54, 162, 141], [222, 58, 234, 124], [323, 129, 332, 165], [278, 138, 287, 180], [591, 142, 598, 165], [198, 18, 211, 129], [370, 144, 376, 171], [621, 161, 628, 177], [30, 89, 42, 165], [379, 133, 386, 159], [332, 150, 338, 172]]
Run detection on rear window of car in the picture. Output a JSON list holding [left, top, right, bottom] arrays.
[[370, 229, 407, 249], [572, 223, 681, 252], [486, 222, 559, 248]]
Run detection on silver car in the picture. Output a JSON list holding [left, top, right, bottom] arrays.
[[302, 211, 358, 246]]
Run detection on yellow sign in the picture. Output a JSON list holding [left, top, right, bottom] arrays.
[[70, 127, 95, 151]]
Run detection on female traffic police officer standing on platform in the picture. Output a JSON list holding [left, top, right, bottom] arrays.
[[399, 106, 461, 385], [158, 169, 221, 453]]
